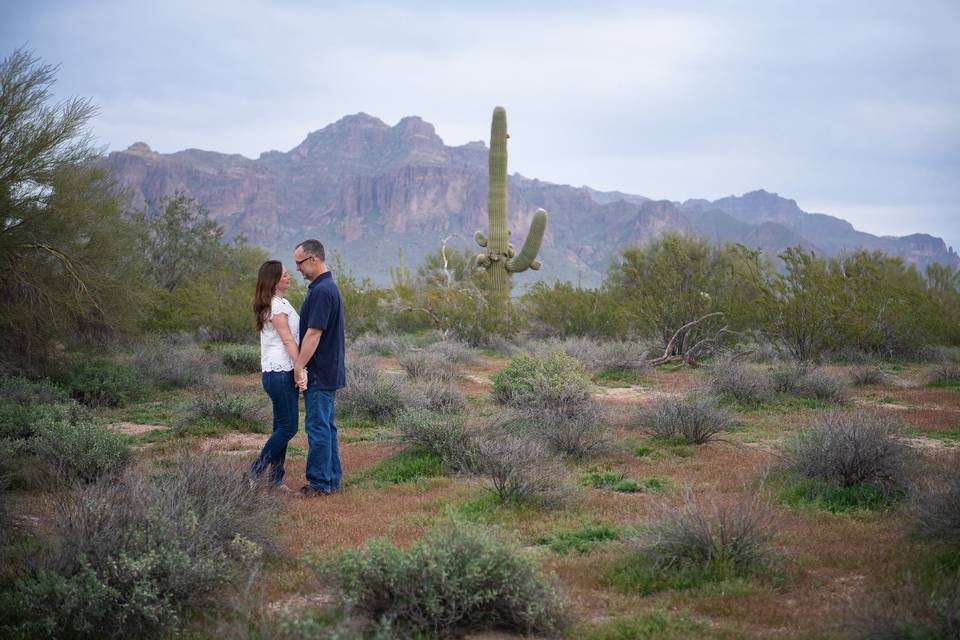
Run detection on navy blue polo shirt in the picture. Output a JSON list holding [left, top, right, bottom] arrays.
[[298, 271, 346, 390]]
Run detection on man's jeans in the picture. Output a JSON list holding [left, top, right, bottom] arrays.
[[250, 370, 299, 484], [304, 387, 342, 492]]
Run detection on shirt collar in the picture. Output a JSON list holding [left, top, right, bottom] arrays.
[[308, 271, 332, 288]]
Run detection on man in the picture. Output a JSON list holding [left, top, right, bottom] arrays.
[[293, 239, 346, 496]]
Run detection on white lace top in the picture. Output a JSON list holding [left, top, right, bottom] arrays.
[[260, 296, 301, 372]]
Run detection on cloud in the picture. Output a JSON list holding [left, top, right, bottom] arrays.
[[2, 0, 958, 244]]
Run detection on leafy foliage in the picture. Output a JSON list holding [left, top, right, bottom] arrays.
[[314, 520, 566, 638]]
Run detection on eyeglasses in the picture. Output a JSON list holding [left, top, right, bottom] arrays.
[[295, 255, 316, 266]]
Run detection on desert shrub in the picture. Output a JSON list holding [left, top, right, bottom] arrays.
[[561, 337, 651, 373], [0, 440, 14, 545], [212, 343, 261, 374], [783, 410, 911, 495], [506, 400, 613, 459], [314, 520, 566, 638], [350, 333, 403, 357], [850, 366, 888, 386], [611, 490, 777, 594], [707, 359, 773, 407], [911, 453, 960, 547], [338, 357, 407, 420], [638, 394, 735, 445], [469, 431, 571, 507], [0, 453, 279, 639], [394, 409, 474, 472], [734, 336, 780, 364], [0, 375, 70, 405], [397, 349, 459, 382], [0, 395, 89, 441], [771, 364, 847, 403], [129, 336, 219, 388], [848, 575, 960, 640], [57, 359, 144, 407], [29, 414, 130, 483], [490, 351, 592, 409], [186, 389, 264, 431], [425, 339, 476, 365], [405, 379, 467, 415], [916, 344, 960, 364], [927, 361, 960, 389]]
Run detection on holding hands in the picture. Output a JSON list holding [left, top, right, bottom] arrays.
[[294, 367, 308, 392]]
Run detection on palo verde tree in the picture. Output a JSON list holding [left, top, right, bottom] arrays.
[[0, 48, 145, 373]]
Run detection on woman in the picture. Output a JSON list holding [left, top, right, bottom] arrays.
[[249, 260, 300, 488]]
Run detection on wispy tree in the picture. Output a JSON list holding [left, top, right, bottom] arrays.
[[0, 48, 144, 373]]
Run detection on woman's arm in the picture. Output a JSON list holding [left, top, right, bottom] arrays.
[[270, 313, 300, 363]]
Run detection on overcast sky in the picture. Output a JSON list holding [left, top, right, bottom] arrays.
[[4, 0, 959, 250]]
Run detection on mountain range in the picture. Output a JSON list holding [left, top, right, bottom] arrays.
[[98, 113, 960, 287]]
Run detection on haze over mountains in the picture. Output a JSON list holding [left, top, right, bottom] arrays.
[[100, 113, 960, 287]]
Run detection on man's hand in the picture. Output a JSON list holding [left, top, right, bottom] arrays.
[[295, 367, 308, 391]]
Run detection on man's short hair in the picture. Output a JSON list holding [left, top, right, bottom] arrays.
[[296, 239, 325, 261]]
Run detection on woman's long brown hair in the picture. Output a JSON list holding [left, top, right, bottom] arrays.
[[253, 261, 283, 332]]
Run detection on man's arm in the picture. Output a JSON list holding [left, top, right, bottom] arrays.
[[294, 328, 323, 389]]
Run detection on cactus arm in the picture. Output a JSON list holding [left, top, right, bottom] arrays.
[[476, 253, 492, 269], [474, 231, 488, 248], [530, 260, 542, 271], [506, 208, 547, 273]]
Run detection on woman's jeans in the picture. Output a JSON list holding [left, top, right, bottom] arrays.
[[250, 370, 299, 484]]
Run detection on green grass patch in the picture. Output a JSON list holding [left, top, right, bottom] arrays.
[[582, 468, 669, 493], [722, 393, 834, 414], [606, 553, 763, 596], [928, 378, 960, 390], [451, 491, 546, 526], [592, 369, 647, 387], [351, 448, 444, 487], [577, 610, 735, 640], [777, 476, 901, 513], [534, 524, 622, 555], [286, 444, 306, 457], [339, 415, 381, 430], [908, 429, 960, 443]]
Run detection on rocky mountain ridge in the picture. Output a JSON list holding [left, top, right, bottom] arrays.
[[99, 113, 959, 286]]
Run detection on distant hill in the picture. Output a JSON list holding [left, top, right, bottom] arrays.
[[99, 114, 960, 287]]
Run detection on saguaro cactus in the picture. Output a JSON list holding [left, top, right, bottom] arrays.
[[475, 106, 547, 310]]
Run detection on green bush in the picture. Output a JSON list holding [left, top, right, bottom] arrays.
[[0, 398, 88, 441], [491, 351, 592, 409], [0, 375, 70, 405], [212, 343, 261, 374], [30, 415, 130, 483], [0, 453, 281, 640], [314, 520, 566, 638], [58, 360, 144, 407]]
